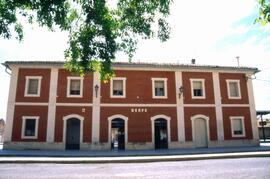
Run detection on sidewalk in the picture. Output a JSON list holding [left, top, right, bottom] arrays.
[[0, 143, 269, 163]]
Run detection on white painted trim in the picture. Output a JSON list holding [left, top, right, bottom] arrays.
[[92, 72, 101, 142], [230, 116, 246, 137], [151, 78, 168, 99], [191, 114, 210, 143], [24, 76, 42, 97], [221, 104, 250, 107], [13, 102, 251, 108], [175, 71, 185, 142], [8, 64, 256, 74], [63, 114, 84, 145], [190, 78, 206, 99], [46, 68, 58, 142], [66, 76, 84, 98], [56, 103, 93, 107], [101, 103, 176, 107], [4, 66, 18, 142], [21, 116, 39, 139], [113, 67, 256, 74], [246, 76, 259, 140], [110, 77, 126, 98], [151, 114, 171, 145], [15, 102, 49, 106], [213, 72, 224, 141], [226, 79, 241, 99], [108, 114, 129, 146], [184, 104, 215, 107]]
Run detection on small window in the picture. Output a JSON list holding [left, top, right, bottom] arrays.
[[230, 116, 245, 137], [67, 77, 83, 97], [226, 80, 241, 99], [110, 77, 126, 98], [24, 76, 42, 97], [190, 79, 205, 99], [21, 116, 39, 139], [152, 78, 167, 98]]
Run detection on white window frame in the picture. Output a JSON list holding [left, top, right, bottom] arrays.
[[226, 79, 241, 99], [67, 76, 84, 98], [152, 78, 168, 99], [110, 77, 126, 98], [21, 116, 39, 139], [190, 79, 206, 99], [230, 116, 246, 137], [24, 76, 42, 97]]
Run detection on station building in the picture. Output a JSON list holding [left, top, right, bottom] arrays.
[[2, 61, 260, 150]]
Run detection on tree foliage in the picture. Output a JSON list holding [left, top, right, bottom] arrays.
[[257, 0, 270, 25], [0, 0, 173, 81]]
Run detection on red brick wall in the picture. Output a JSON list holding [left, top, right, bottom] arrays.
[[222, 107, 253, 140], [101, 70, 176, 104], [182, 72, 215, 104], [219, 73, 249, 104], [100, 107, 178, 143], [57, 69, 93, 103], [184, 107, 217, 141], [16, 68, 51, 102], [54, 106, 92, 142], [12, 105, 48, 142]]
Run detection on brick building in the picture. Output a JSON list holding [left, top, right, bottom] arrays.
[[2, 61, 259, 150]]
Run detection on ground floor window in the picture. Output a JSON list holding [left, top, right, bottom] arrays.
[[21, 116, 39, 139], [230, 116, 245, 137]]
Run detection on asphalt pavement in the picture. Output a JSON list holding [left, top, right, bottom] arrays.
[[0, 158, 269, 179]]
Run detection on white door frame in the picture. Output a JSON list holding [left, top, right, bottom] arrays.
[[108, 114, 129, 145], [191, 114, 210, 146], [151, 114, 171, 145], [63, 114, 84, 146]]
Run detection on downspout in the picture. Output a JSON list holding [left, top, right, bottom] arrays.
[[1, 63, 11, 75]]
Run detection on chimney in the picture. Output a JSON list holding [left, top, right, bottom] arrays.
[[191, 59, 196, 64]]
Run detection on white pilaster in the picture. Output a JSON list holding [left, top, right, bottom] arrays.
[[92, 72, 101, 142], [246, 74, 259, 140], [46, 68, 58, 142], [175, 71, 185, 142], [4, 66, 18, 142], [213, 72, 224, 140]]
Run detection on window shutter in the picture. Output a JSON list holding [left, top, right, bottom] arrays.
[[155, 81, 164, 89], [28, 79, 39, 94], [70, 80, 80, 91], [113, 80, 123, 91], [193, 81, 202, 89], [233, 118, 243, 134], [229, 82, 239, 97]]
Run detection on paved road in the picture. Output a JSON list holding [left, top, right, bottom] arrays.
[[0, 158, 269, 179]]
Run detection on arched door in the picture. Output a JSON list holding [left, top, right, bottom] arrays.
[[66, 118, 80, 150], [111, 118, 125, 150], [154, 118, 168, 149], [194, 118, 208, 148]]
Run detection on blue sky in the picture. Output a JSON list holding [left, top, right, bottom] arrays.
[[0, 0, 270, 120]]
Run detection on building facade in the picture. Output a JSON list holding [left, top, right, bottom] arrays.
[[3, 61, 259, 150]]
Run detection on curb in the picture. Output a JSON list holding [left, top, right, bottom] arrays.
[[0, 151, 269, 164]]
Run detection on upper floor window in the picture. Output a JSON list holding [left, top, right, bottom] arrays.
[[230, 116, 245, 137], [24, 76, 42, 97], [226, 80, 241, 99], [152, 78, 168, 99], [190, 79, 205, 99], [67, 77, 83, 97], [110, 77, 126, 98], [21, 116, 39, 139]]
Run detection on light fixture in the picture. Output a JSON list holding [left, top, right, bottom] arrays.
[[94, 84, 99, 98], [179, 86, 184, 98]]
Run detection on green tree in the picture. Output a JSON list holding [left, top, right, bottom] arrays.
[[0, 0, 173, 81], [257, 0, 270, 25]]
